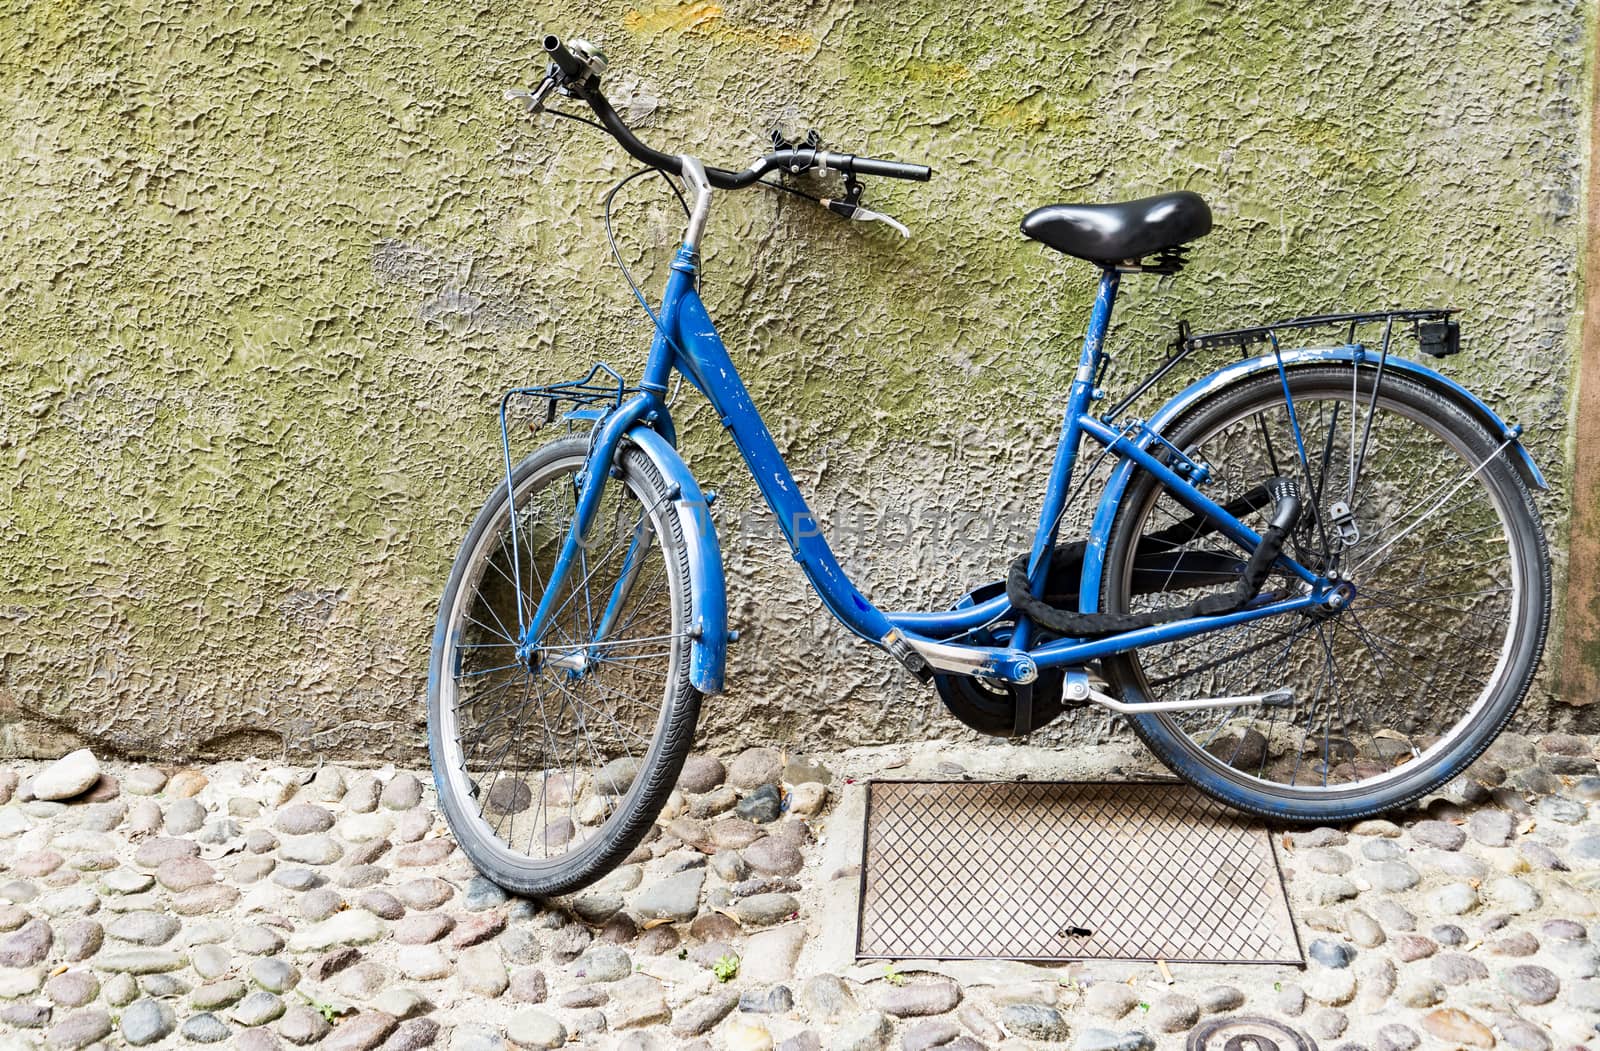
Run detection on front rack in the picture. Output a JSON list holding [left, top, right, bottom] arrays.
[[497, 361, 636, 487], [1105, 308, 1459, 423], [494, 363, 637, 640], [498, 362, 634, 433]]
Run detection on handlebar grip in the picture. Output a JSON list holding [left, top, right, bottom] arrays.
[[543, 34, 588, 80], [843, 155, 933, 182]]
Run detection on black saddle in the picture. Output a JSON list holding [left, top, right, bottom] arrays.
[[1022, 191, 1212, 268]]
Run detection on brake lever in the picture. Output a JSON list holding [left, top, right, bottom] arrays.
[[505, 75, 558, 115], [823, 197, 910, 239], [821, 174, 909, 238]]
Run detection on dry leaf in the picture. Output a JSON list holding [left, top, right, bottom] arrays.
[[199, 836, 247, 861]]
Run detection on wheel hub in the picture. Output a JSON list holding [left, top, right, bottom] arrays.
[[1303, 579, 1357, 622], [545, 649, 591, 674]]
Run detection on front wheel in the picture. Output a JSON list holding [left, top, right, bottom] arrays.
[[1101, 365, 1549, 822], [427, 435, 700, 896]]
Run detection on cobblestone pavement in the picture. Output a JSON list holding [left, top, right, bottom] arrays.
[[1, 731, 1597, 1051]]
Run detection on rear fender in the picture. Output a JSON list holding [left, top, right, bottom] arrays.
[[624, 424, 727, 693], [1079, 347, 1546, 615]]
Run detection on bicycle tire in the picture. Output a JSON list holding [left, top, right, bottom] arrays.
[[1101, 365, 1549, 822], [427, 435, 700, 895]]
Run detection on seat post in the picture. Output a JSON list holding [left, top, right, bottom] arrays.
[[1077, 267, 1121, 384]]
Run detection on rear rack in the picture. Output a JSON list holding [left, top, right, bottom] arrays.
[[1182, 308, 1456, 351], [1105, 308, 1459, 423]]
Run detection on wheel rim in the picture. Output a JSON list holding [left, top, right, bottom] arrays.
[[437, 447, 686, 870], [1114, 376, 1527, 797]]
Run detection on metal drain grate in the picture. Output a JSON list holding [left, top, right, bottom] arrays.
[[857, 780, 1302, 964]]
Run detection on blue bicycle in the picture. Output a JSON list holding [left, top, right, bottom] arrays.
[[428, 35, 1551, 895]]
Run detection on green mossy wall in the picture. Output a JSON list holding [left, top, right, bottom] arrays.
[[0, 0, 1591, 759]]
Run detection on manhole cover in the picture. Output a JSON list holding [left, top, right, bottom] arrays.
[[1187, 1016, 1316, 1051], [856, 780, 1302, 963]]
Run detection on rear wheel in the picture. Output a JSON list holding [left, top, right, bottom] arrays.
[[427, 436, 700, 895], [1101, 365, 1548, 822]]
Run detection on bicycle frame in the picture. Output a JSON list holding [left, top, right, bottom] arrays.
[[519, 239, 1336, 691]]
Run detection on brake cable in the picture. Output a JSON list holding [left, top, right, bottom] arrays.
[[755, 177, 823, 205], [601, 167, 691, 367], [541, 105, 608, 133]]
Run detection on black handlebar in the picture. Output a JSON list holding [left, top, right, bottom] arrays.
[[750, 149, 931, 184], [541, 33, 932, 189], [842, 154, 933, 182]]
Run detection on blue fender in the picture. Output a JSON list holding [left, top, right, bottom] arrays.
[[1079, 347, 1547, 614], [623, 424, 728, 694]]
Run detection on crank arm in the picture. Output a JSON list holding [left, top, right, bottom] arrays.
[[889, 636, 1294, 713], [886, 631, 1038, 684]]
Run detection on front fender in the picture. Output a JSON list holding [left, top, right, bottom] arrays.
[[1079, 347, 1546, 615], [624, 425, 728, 694]]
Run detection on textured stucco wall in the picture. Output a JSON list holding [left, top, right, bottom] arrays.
[[0, 0, 1592, 760]]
